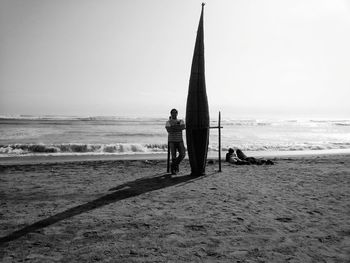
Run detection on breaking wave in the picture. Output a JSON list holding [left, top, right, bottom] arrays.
[[217, 142, 350, 152], [1, 141, 350, 157], [0, 143, 168, 156]]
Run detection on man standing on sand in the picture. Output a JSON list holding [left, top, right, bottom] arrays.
[[165, 108, 186, 175]]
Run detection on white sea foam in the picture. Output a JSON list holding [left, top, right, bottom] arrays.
[[0, 143, 169, 156]]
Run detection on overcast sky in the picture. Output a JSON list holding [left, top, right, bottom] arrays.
[[1, 0, 349, 119]]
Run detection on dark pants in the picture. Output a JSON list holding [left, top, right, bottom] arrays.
[[169, 141, 186, 167]]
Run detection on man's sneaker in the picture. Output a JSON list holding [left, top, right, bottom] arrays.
[[171, 163, 177, 175]]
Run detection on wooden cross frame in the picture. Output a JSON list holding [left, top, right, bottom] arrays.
[[209, 111, 223, 172], [167, 111, 223, 173]]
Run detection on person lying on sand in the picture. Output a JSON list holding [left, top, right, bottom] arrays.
[[226, 148, 274, 165], [225, 148, 250, 165]]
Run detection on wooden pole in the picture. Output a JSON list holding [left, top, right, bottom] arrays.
[[218, 111, 222, 172], [167, 142, 170, 173], [209, 111, 223, 172]]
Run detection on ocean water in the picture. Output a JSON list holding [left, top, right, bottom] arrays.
[[1, 115, 350, 157]]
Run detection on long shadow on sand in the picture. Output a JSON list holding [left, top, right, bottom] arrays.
[[0, 173, 203, 245]]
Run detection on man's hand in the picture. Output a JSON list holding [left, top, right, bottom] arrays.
[[169, 119, 180, 126]]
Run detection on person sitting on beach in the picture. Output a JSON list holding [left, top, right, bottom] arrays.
[[225, 148, 250, 165], [226, 148, 274, 165], [165, 108, 186, 174]]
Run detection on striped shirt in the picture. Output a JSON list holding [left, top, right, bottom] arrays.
[[165, 119, 185, 142]]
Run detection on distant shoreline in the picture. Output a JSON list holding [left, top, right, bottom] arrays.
[[1, 149, 350, 165]]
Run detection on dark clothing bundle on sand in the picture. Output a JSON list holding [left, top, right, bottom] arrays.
[[226, 148, 274, 165]]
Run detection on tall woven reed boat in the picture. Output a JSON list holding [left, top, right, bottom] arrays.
[[186, 3, 209, 176]]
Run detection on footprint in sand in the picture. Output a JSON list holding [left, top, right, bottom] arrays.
[[184, 224, 206, 231], [275, 217, 292, 223]]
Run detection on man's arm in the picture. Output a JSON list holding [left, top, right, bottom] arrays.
[[170, 120, 185, 131], [166, 119, 185, 132], [165, 120, 171, 132]]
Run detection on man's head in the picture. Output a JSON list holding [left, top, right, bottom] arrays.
[[228, 148, 234, 154], [170, 108, 178, 119]]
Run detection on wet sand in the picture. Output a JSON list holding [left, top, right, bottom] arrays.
[[0, 155, 349, 262]]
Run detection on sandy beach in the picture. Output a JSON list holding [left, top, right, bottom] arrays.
[[0, 154, 349, 262]]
